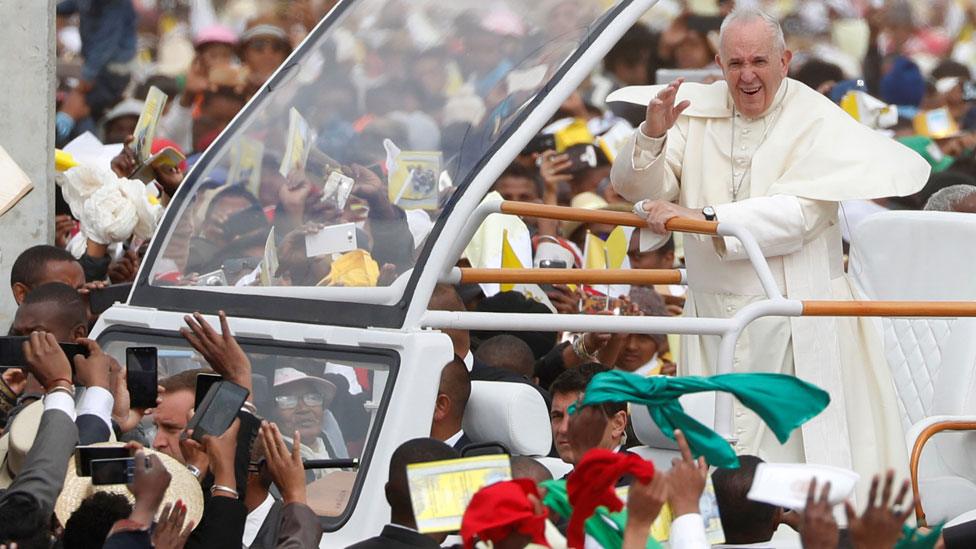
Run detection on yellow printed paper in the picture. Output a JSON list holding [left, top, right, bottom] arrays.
[[914, 107, 960, 139], [132, 86, 168, 163], [279, 107, 311, 178], [388, 150, 442, 210], [407, 454, 512, 533], [228, 137, 264, 196], [259, 227, 278, 287]]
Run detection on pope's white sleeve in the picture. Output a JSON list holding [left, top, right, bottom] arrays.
[[668, 513, 709, 549], [610, 121, 682, 203], [711, 196, 836, 261]]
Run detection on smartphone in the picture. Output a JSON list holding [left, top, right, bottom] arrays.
[[305, 222, 358, 257], [522, 133, 556, 156], [126, 347, 158, 409], [76, 445, 130, 477], [186, 380, 249, 442], [0, 336, 89, 369], [90, 457, 135, 485], [194, 373, 222, 409], [564, 144, 601, 173], [88, 283, 132, 316]]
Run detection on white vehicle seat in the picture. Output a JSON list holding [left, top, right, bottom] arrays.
[[628, 392, 715, 471], [848, 211, 976, 524], [462, 380, 564, 476]]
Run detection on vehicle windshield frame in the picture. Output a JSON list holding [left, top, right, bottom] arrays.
[[97, 324, 400, 530], [130, 0, 637, 329]]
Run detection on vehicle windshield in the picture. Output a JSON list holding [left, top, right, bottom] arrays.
[[143, 0, 612, 305], [100, 331, 396, 527]]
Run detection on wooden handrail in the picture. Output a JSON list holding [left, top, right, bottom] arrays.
[[909, 420, 976, 526], [802, 301, 976, 317], [458, 268, 682, 285], [498, 201, 720, 235]]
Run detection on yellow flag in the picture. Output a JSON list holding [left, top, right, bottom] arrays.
[[500, 229, 523, 292], [605, 227, 628, 269], [584, 231, 607, 270]]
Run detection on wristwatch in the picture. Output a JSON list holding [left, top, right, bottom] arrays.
[[702, 205, 717, 221]]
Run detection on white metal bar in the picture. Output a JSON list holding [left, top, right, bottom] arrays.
[[421, 310, 734, 336]]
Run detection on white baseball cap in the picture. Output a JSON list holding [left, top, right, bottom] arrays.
[[272, 367, 337, 407]]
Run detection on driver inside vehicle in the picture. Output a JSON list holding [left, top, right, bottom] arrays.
[[271, 367, 350, 477]]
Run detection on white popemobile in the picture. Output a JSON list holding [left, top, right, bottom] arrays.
[[91, 0, 976, 545]]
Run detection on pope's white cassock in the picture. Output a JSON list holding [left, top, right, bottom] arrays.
[[609, 78, 929, 485]]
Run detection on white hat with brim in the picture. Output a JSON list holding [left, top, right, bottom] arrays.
[[54, 444, 204, 527], [273, 367, 337, 408], [0, 399, 45, 489]]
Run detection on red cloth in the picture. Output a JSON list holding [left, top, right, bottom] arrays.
[[461, 478, 549, 549], [566, 449, 655, 548]]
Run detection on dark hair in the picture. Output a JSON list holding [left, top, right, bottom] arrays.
[[495, 162, 544, 199], [931, 59, 972, 81], [387, 438, 459, 520], [474, 335, 535, 379], [712, 455, 779, 544], [19, 282, 88, 331], [135, 75, 180, 102], [10, 245, 78, 289], [438, 358, 471, 419], [0, 492, 54, 548], [473, 292, 557, 359], [603, 23, 656, 73], [204, 185, 262, 220], [160, 367, 213, 393], [549, 362, 626, 416], [62, 492, 133, 549], [793, 58, 844, 92]]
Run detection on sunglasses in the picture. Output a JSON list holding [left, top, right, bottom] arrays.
[[247, 38, 287, 53], [275, 392, 325, 410]]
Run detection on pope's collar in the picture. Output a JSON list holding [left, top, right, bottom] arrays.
[[729, 78, 789, 121]]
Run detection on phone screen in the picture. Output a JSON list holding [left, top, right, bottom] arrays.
[[189, 381, 249, 441], [126, 347, 158, 409], [76, 445, 131, 477], [194, 373, 222, 409], [91, 458, 134, 485]]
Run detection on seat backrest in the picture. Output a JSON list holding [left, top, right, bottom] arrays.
[[462, 380, 552, 456], [631, 393, 715, 448], [848, 211, 976, 431]]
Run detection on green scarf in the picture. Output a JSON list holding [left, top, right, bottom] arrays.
[[895, 523, 944, 549], [571, 371, 830, 468], [540, 479, 662, 549]]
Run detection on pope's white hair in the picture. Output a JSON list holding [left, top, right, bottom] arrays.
[[923, 184, 976, 212], [718, 6, 787, 58]]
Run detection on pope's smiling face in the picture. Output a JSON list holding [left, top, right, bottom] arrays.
[[716, 17, 792, 118]]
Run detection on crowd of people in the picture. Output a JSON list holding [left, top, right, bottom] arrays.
[[4, 0, 976, 547]]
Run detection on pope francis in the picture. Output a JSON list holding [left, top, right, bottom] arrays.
[[609, 7, 929, 484]]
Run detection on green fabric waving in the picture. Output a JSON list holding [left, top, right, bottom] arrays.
[[571, 371, 830, 468], [540, 479, 662, 549]]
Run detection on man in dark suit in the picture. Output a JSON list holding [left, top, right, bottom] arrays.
[[346, 438, 459, 548], [0, 332, 81, 547], [430, 358, 471, 451]]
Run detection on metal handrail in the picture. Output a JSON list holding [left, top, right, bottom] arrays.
[[446, 267, 685, 286]]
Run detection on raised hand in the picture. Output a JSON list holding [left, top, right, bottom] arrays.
[[180, 311, 252, 397], [644, 78, 691, 139], [623, 471, 668, 549], [201, 418, 241, 497], [73, 338, 113, 390], [260, 422, 308, 505], [152, 501, 194, 549], [23, 331, 73, 392], [667, 429, 708, 517], [799, 479, 839, 549], [128, 452, 172, 527], [845, 471, 914, 549]]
